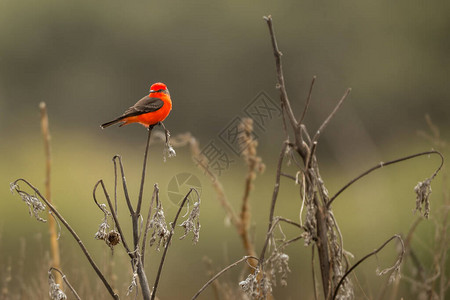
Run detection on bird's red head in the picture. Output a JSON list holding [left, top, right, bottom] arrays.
[[149, 82, 168, 94]]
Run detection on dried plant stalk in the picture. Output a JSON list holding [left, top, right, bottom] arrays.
[[238, 118, 265, 264], [40, 102, 61, 285], [11, 179, 119, 300], [262, 15, 444, 300]]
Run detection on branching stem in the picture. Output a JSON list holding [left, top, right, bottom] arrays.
[[259, 141, 289, 263], [328, 150, 444, 208], [141, 184, 159, 267], [263, 15, 298, 129], [333, 235, 405, 300], [93, 180, 132, 254], [312, 88, 351, 144], [299, 76, 316, 125], [13, 178, 119, 300], [191, 256, 260, 300], [151, 188, 196, 300], [49, 267, 81, 300]]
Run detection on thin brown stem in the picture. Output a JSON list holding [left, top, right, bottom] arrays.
[[385, 218, 423, 300], [93, 180, 131, 255], [299, 76, 316, 125], [259, 215, 304, 264], [112, 156, 118, 217], [40, 102, 61, 285], [141, 184, 159, 267], [93, 178, 152, 299], [137, 257, 151, 300], [191, 256, 260, 300], [49, 267, 81, 300], [113, 155, 133, 214], [280, 101, 290, 140], [279, 234, 304, 249], [133, 128, 154, 300], [263, 15, 298, 129], [328, 150, 444, 208], [136, 127, 153, 217], [280, 172, 297, 181], [151, 188, 195, 300], [312, 88, 351, 144], [332, 235, 404, 300], [311, 244, 318, 300], [259, 141, 289, 263], [159, 121, 170, 144], [13, 178, 119, 300]]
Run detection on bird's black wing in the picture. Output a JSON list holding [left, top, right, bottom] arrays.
[[122, 96, 164, 117]]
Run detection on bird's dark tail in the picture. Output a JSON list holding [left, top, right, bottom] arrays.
[[100, 117, 125, 129]]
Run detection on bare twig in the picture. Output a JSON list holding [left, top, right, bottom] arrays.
[[151, 188, 198, 300], [112, 156, 118, 216], [259, 216, 304, 265], [263, 15, 334, 298], [110, 128, 154, 300], [49, 267, 80, 300], [312, 88, 351, 144], [280, 172, 297, 181], [135, 127, 153, 245], [93, 180, 131, 254], [416, 114, 449, 299], [299, 76, 316, 125], [141, 184, 159, 267], [134, 127, 155, 300], [263, 15, 298, 129], [328, 150, 444, 208], [113, 155, 133, 214], [11, 178, 119, 300], [332, 235, 405, 300], [259, 141, 289, 263], [311, 244, 318, 300], [385, 218, 423, 300], [191, 256, 260, 300]]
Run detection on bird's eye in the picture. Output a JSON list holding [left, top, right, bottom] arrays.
[[150, 88, 165, 93]]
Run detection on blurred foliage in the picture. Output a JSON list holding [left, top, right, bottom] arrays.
[[0, 0, 449, 143], [1, 0, 449, 299]]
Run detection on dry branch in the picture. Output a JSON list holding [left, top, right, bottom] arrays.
[[49, 267, 80, 300], [11, 179, 119, 300], [263, 15, 339, 297], [327, 150, 444, 209], [239, 118, 264, 262], [299, 76, 316, 125], [93, 180, 131, 254], [332, 235, 405, 300], [39, 102, 61, 285], [151, 188, 199, 300], [141, 184, 159, 267], [192, 256, 260, 300]]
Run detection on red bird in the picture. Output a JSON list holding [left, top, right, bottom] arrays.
[[101, 82, 172, 129]]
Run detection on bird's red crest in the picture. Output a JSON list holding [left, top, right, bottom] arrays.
[[149, 82, 167, 92]]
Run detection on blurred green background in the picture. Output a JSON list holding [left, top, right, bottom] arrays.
[[1, 0, 449, 299]]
